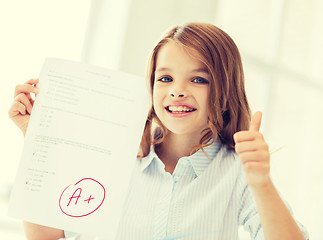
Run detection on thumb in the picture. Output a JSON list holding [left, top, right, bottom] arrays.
[[249, 111, 262, 132]]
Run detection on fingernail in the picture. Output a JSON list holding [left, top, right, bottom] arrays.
[[34, 88, 40, 94]]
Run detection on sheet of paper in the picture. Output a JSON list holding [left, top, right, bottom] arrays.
[[8, 58, 150, 238]]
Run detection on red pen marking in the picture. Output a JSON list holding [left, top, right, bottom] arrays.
[[84, 195, 95, 204], [59, 178, 106, 218], [67, 188, 82, 206]]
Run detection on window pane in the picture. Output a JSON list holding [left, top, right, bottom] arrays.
[[279, 0, 323, 83], [268, 73, 323, 237], [215, 0, 273, 59], [0, 0, 90, 194]]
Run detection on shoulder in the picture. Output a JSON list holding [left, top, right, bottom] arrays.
[[204, 143, 246, 188], [216, 144, 249, 195], [216, 143, 242, 168]]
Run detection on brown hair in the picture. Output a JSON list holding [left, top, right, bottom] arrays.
[[138, 22, 251, 158]]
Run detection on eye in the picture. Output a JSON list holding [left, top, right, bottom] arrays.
[[158, 76, 173, 82], [192, 77, 209, 84]]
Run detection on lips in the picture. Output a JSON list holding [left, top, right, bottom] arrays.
[[165, 104, 197, 114]]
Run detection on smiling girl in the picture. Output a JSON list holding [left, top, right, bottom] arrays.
[[9, 23, 308, 239]]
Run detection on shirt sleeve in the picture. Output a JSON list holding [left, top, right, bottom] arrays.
[[237, 181, 264, 240], [237, 171, 309, 240], [64, 230, 80, 239]]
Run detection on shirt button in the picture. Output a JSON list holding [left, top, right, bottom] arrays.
[[173, 176, 180, 182]]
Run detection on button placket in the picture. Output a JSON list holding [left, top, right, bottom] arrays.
[[173, 175, 180, 183], [153, 172, 174, 240]]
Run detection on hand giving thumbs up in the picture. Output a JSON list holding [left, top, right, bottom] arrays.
[[233, 111, 270, 189]]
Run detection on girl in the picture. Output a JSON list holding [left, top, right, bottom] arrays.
[[9, 23, 308, 240]]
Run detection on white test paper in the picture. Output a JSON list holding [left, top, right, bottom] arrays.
[[8, 58, 150, 238]]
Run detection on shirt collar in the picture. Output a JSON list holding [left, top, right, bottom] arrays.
[[139, 138, 222, 176], [187, 138, 222, 176], [139, 145, 158, 172]]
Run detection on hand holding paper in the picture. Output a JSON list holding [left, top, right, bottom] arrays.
[[8, 78, 39, 135], [8, 58, 150, 238]]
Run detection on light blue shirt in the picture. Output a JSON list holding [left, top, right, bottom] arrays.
[[65, 139, 309, 239]]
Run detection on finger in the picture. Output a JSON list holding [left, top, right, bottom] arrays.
[[243, 161, 270, 173], [15, 93, 33, 114], [14, 84, 39, 98], [234, 131, 258, 143], [26, 78, 40, 98], [235, 141, 256, 154], [235, 141, 268, 154], [239, 151, 270, 164], [249, 111, 262, 132], [25, 78, 39, 85], [8, 101, 27, 117]]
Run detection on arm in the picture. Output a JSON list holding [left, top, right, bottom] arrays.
[[23, 221, 64, 240], [251, 180, 305, 240], [234, 112, 306, 240], [9, 79, 64, 239]]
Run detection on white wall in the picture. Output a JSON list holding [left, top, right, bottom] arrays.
[[0, 1, 91, 238], [119, 0, 220, 76], [214, 0, 323, 238]]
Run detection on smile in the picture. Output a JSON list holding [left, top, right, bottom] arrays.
[[165, 105, 197, 117], [166, 105, 196, 113]]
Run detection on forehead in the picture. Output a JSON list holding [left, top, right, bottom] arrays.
[[155, 41, 208, 72]]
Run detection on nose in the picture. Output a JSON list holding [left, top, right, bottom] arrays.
[[171, 92, 184, 98], [170, 83, 186, 98]]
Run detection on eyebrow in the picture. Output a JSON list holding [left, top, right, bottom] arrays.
[[155, 67, 209, 74]]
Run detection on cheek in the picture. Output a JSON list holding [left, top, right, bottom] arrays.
[[152, 87, 162, 109], [199, 90, 209, 109], [201, 94, 210, 118]]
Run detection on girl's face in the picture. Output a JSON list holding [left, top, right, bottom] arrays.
[[153, 41, 210, 139]]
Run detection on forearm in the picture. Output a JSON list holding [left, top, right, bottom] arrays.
[[23, 221, 64, 240], [251, 180, 305, 240]]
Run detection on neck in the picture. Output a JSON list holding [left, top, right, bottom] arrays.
[[163, 133, 200, 157], [155, 132, 202, 174]]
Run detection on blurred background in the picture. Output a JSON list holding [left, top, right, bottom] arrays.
[[0, 0, 322, 239]]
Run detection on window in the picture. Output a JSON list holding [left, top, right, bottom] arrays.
[[0, 1, 91, 237]]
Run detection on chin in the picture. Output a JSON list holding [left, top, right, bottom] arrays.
[[164, 125, 201, 137]]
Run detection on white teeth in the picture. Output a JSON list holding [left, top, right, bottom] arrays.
[[168, 106, 194, 112]]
